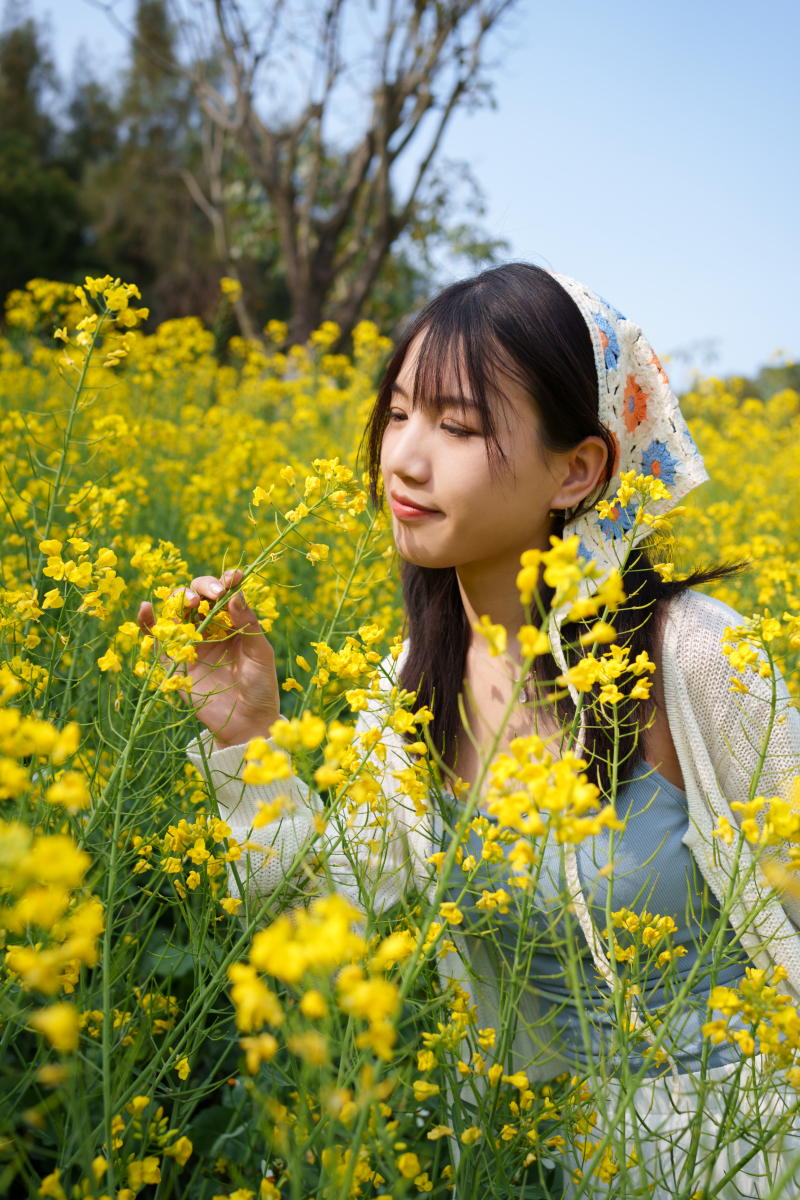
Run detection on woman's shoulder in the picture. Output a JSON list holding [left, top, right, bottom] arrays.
[[664, 588, 746, 658], [661, 588, 749, 702], [666, 587, 744, 630], [663, 589, 796, 719]]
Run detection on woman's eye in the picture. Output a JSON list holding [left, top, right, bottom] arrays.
[[442, 422, 477, 438], [388, 408, 408, 423]]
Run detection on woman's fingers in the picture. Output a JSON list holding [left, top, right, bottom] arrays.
[[188, 575, 226, 602], [138, 600, 155, 634], [182, 570, 245, 617], [227, 591, 274, 666], [187, 569, 243, 601]]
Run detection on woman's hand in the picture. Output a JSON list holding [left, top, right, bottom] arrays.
[[137, 568, 281, 750]]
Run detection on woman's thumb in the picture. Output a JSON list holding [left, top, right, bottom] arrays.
[[228, 591, 273, 660]]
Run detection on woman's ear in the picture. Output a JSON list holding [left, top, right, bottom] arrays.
[[550, 436, 609, 510]]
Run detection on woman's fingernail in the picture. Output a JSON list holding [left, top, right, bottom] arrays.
[[233, 591, 247, 611], [185, 589, 197, 602], [209, 583, 224, 597]]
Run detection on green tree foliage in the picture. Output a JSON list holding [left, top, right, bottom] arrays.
[[734, 358, 800, 402], [0, 6, 84, 299], [76, 0, 222, 326], [0, 134, 85, 302], [61, 78, 119, 180], [0, 0, 507, 338]]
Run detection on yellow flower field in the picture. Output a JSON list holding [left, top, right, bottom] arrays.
[[679, 376, 800, 688], [2, 276, 800, 1199]]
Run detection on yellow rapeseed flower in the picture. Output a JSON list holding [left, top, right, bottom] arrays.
[[396, 1152, 420, 1178], [579, 621, 617, 646], [439, 902, 464, 925], [299, 989, 329, 1019], [29, 1005, 79, 1052], [97, 648, 122, 673], [474, 615, 506, 656]]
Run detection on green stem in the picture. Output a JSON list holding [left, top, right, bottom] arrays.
[[33, 319, 106, 600]]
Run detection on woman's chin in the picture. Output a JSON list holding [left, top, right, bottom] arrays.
[[394, 540, 457, 571]]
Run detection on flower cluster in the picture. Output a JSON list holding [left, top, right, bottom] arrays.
[[0, 667, 88, 808], [595, 469, 680, 568], [679, 378, 800, 691], [721, 610, 791, 694], [58, 275, 149, 375], [557, 644, 657, 706], [602, 907, 685, 969], [483, 734, 621, 849], [228, 894, 406, 1068], [701, 964, 800, 1068], [129, 811, 243, 907], [40, 538, 127, 621], [1, 804, 102, 1051]]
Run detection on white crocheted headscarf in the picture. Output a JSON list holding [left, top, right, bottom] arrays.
[[547, 275, 708, 672], [554, 272, 707, 572]]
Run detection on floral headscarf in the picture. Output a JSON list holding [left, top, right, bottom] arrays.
[[547, 274, 708, 671]]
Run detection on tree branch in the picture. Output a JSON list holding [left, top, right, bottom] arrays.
[[179, 125, 263, 343], [105, 0, 521, 342]]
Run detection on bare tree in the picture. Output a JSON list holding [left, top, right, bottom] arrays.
[[102, 0, 518, 344], [178, 114, 263, 342]]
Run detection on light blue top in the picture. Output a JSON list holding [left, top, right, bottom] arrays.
[[433, 759, 748, 1074]]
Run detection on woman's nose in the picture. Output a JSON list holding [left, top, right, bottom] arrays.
[[383, 415, 432, 485]]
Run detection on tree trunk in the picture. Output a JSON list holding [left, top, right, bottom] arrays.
[[182, 0, 516, 345]]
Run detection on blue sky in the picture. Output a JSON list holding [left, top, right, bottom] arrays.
[[26, 0, 800, 383]]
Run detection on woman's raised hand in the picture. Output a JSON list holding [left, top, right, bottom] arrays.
[[137, 568, 281, 750]]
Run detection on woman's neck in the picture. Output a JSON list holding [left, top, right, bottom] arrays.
[[456, 531, 551, 665]]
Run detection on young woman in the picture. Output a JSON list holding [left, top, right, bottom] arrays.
[[139, 264, 800, 1196]]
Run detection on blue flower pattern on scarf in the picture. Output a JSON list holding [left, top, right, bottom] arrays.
[[593, 314, 620, 371], [598, 504, 635, 542], [595, 294, 627, 323], [643, 439, 679, 489]]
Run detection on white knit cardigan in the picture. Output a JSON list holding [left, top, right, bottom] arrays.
[[186, 589, 800, 1002]]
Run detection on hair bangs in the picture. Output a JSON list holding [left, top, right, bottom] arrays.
[[414, 310, 521, 444]]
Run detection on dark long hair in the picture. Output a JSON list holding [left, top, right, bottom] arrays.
[[363, 263, 740, 797]]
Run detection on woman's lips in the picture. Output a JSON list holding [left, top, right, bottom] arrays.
[[390, 493, 442, 520]]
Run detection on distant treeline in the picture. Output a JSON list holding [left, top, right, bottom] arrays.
[[0, 1, 230, 329], [0, 0, 511, 344]]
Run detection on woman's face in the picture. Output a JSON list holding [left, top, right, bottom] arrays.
[[380, 333, 608, 573]]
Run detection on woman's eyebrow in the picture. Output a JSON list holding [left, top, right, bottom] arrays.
[[390, 382, 478, 410], [432, 395, 479, 412]]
